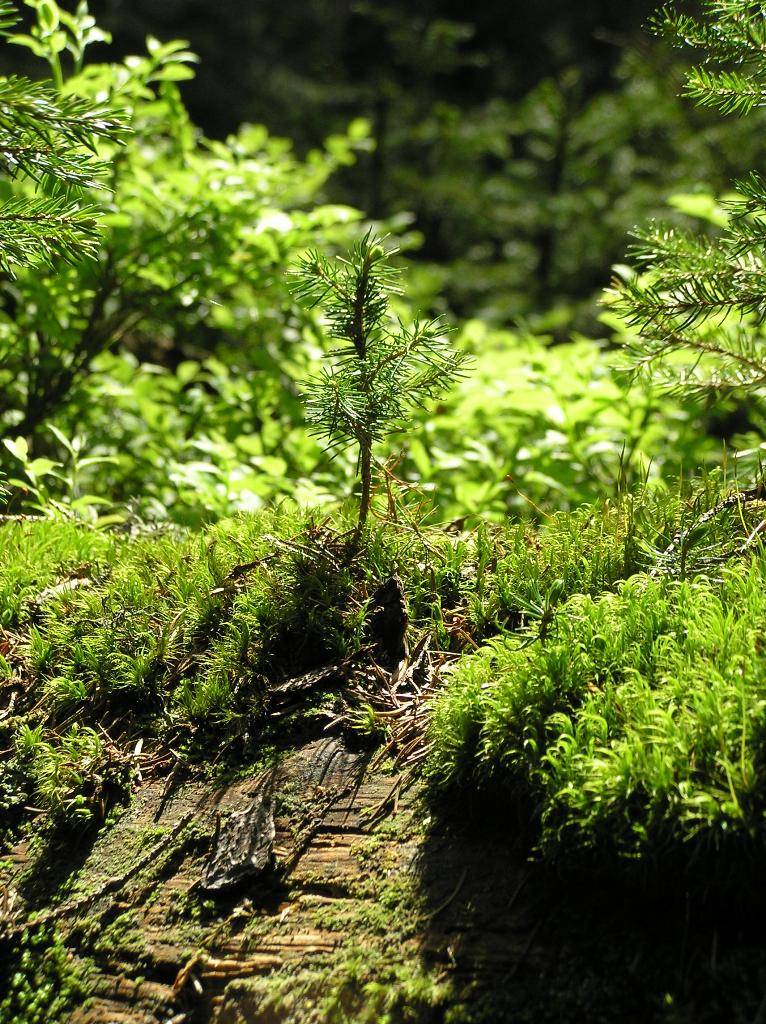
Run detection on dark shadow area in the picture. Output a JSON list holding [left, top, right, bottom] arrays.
[[17, 819, 102, 911], [412, 806, 766, 1023]]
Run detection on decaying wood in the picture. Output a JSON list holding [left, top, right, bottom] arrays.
[[277, 776, 360, 877], [173, 951, 284, 994], [268, 661, 352, 718], [4, 724, 720, 1024], [0, 574, 461, 1020], [1, 811, 195, 937], [266, 576, 413, 718], [201, 788, 276, 891], [366, 575, 409, 667]]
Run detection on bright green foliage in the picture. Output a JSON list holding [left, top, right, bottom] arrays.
[[0, 426, 119, 522], [0, 0, 124, 269], [11, 321, 714, 527], [0, 0, 365, 472], [7, 0, 766, 912], [0, 509, 463, 836], [10, 0, 116, 82], [292, 231, 469, 532], [655, 0, 766, 117], [394, 323, 718, 520], [0, 493, 660, 838], [615, 0, 766, 405], [462, 496, 664, 639], [0, 0, 735, 527], [0, 516, 116, 625], [428, 489, 766, 886], [3, 508, 471, 729], [3, 485, 766, 890], [15, 722, 123, 824]]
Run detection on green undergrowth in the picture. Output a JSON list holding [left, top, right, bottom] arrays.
[[0, 492, 662, 839], [219, 952, 453, 1024], [0, 924, 89, 1024], [428, 507, 766, 890], [3, 482, 765, 893]]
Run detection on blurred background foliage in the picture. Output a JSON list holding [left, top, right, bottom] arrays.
[[0, 0, 759, 525], [72, 0, 766, 327]]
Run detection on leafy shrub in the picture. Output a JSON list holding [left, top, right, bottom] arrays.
[[0, 1, 727, 528], [23, 320, 718, 527], [0, 0, 365, 505], [394, 322, 718, 521]]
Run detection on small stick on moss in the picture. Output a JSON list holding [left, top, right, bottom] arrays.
[[652, 484, 766, 576]]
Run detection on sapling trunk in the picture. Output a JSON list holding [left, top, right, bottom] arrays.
[[352, 254, 372, 538], [356, 438, 372, 539]]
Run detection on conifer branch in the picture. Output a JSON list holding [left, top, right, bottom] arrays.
[[615, 1, 766, 404], [0, 3, 127, 271]]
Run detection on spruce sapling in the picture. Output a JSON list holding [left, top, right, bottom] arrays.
[[291, 230, 469, 537]]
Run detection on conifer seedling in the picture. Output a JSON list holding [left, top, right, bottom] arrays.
[[291, 230, 469, 537]]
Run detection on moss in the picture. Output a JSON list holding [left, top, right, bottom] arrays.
[[7, 485, 766, 1024], [91, 910, 149, 962], [428, 555, 766, 889], [0, 924, 91, 1024], [217, 947, 455, 1024]]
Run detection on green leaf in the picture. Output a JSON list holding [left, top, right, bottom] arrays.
[[347, 117, 370, 141], [47, 424, 75, 455], [7, 32, 47, 56], [76, 455, 119, 468], [47, 28, 67, 53], [94, 512, 127, 528], [667, 192, 729, 228], [153, 64, 196, 82], [69, 494, 111, 508], [37, 0, 59, 33], [3, 436, 28, 463], [25, 457, 60, 478], [235, 435, 263, 457]]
